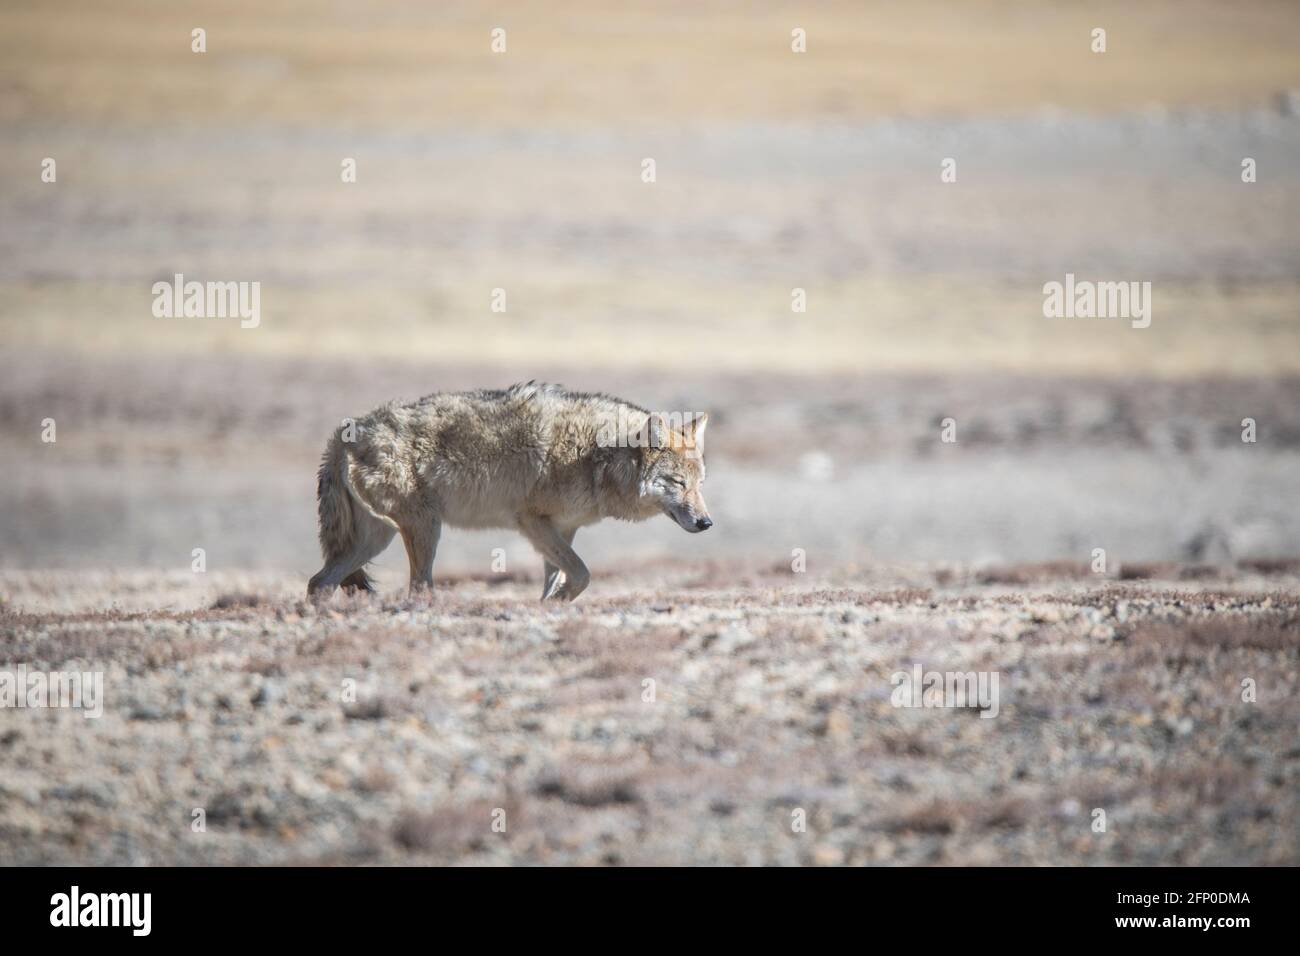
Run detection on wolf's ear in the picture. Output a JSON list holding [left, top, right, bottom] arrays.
[[637, 412, 670, 449], [687, 413, 708, 450]]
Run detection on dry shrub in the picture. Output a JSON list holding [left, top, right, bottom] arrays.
[[546, 677, 637, 709], [977, 561, 1091, 585], [1238, 557, 1300, 576], [880, 796, 1030, 835], [210, 591, 268, 610], [551, 621, 685, 681], [1119, 562, 1222, 581], [437, 568, 534, 587], [1178, 564, 1230, 581], [0, 606, 187, 630], [1150, 761, 1252, 806], [780, 587, 935, 608], [1127, 616, 1299, 652], [856, 588, 933, 606], [879, 799, 959, 835], [781, 588, 860, 607], [1046, 777, 1129, 812], [686, 559, 764, 588], [1056, 586, 1293, 611], [243, 656, 282, 676], [442, 596, 530, 618], [342, 695, 408, 721], [787, 617, 829, 642], [555, 620, 682, 653], [532, 767, 642, 807], [24, 625, 208, 670], [268, 627, 403, 673], [356, 766, 397, 794], [978, 797, 1032, 830], [391, 797, 515, 853], [878, 726, 932, 757], [1117, 562, 1177, 581]]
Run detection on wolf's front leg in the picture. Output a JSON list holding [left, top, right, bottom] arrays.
[[520, 516, 588, 602], [399, 516, 441, 596], [541, 528, 578, 600]]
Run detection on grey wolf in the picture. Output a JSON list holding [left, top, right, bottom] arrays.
[[308, 383, 712, 601]]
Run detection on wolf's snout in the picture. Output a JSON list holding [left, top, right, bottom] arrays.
[[695, 517, 713, 531]]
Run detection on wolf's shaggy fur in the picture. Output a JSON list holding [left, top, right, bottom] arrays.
[[308, 383, 711, 601]]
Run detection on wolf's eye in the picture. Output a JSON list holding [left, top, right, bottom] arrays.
[[664, 477, 685, 489]]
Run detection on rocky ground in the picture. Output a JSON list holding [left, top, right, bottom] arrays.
[[2, 562, 1296, 866]]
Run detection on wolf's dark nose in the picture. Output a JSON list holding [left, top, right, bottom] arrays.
[[695, 517, 713, 531]]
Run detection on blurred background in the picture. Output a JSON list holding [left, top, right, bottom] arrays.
[[2, 0, 1299, 587]]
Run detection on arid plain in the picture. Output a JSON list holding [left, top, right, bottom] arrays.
[[2, 1, 1298, 864]]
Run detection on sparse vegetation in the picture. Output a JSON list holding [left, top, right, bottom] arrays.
[[1, 565, 1296, 865]]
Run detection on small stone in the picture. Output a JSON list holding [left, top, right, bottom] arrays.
[[251, 681, 283, 708], [822, 710, 853, 740], [812, 844, 844, 866]]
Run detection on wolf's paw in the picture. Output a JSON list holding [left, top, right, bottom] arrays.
[[541, 570, 566, 601], [550, 584, 580, 602], [542, 570, 588, 602], [406, 583, 436, 604], [544, 583, 583, 602], [559, 572, 590, 602]]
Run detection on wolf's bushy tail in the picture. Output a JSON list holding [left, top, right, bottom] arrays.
[[308, 435, 375, 594]]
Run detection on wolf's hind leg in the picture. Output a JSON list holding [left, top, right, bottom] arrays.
[[339, 568, 377, 593], [400, 516, 442, 594], [520, 515, 588, 602], [308, 521, 395, 600], [541, 528, 577, 600]]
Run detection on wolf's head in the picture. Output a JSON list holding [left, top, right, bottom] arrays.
[[639, 413, 713, 533]]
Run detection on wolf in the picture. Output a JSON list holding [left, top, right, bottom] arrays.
[[307, 383, 712, 602]]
